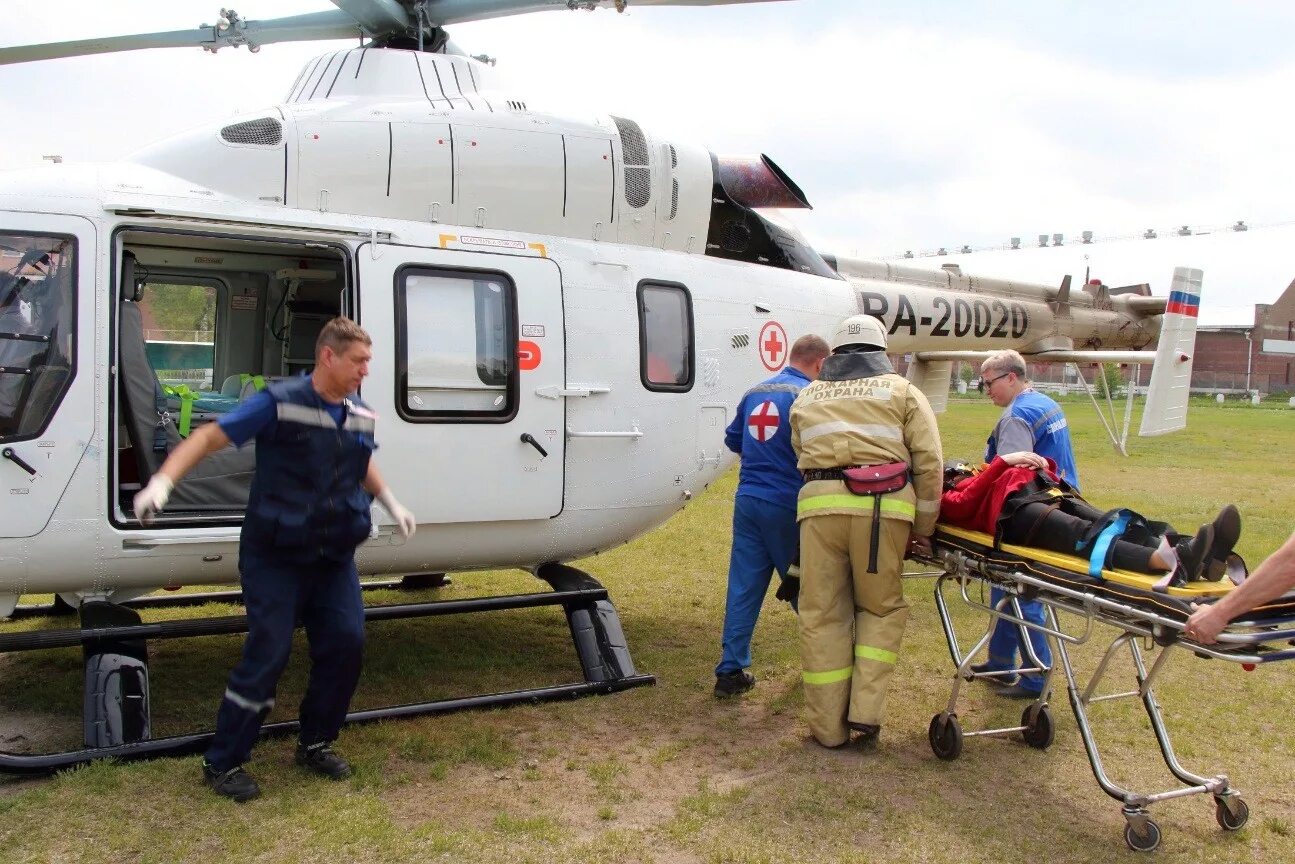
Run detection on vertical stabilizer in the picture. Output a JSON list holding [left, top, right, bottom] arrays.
[[1139, 267, 1202, 437]]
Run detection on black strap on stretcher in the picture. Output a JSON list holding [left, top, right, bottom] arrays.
[[993, 472, 1170, 578]]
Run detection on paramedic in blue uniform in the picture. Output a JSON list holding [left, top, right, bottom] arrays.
[[133, 317, 416, 802], [975, 349, 1080, 698], [713, 334, 830, 698]]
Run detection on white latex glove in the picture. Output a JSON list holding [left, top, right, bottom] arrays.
[[133, 475, 173, 524], [377, 487, 417, 540]]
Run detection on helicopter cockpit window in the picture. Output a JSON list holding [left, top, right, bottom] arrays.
[[0, 233, 75, 442], [397, 267, 517, 421], [638, 281, 694, 391]]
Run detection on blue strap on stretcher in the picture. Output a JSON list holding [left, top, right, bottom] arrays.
[[1084, 510, 1131, 578]]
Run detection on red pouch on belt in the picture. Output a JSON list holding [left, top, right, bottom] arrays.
[[841, 462, 909, 496]]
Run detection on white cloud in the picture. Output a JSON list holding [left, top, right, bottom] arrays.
[[2, 1, 1292, 318]]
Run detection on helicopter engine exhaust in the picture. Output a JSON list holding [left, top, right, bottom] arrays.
[[715, 154, 811, 210]]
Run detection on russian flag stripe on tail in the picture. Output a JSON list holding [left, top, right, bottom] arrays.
[[1165, 289, 1200, 318], [1139, 267, 1202, 437]]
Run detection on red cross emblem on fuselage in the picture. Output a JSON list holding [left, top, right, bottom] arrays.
[[747, 400, 781, 443], [758, 321, 788, 371]]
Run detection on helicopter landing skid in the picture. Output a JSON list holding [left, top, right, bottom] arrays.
[[0, 563, 653, 775], [7, 573, 453, 619]]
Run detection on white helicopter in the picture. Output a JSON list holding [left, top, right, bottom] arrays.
[[0, 0, 1200, 769]]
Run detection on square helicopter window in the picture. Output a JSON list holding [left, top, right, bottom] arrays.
[[136, 279, 221, 395], [0, 233, 76, 443], [396, 266, 518, 421], [638, 280, 694, 391]]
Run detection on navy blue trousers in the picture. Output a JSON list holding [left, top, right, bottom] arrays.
[[716, 494, 798, 677], [204, 548, 365, 772], [986, 587, 1052, 694]]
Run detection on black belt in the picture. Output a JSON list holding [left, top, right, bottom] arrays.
[[802, 467, 860, 482], [801, 465, 884, 574]]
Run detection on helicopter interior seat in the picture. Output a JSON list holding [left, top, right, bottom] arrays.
[[0, 264, 74, 438], [15, 363, 70, 437], [218, 373, 266, 401], [117, 256, 254, 514]]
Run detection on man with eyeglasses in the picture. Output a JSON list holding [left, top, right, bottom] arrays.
[[972, 349, 1078, 698]]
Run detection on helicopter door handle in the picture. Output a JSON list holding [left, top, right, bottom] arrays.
[[520, 433, 548, 458], [2, 447, 37, 476]]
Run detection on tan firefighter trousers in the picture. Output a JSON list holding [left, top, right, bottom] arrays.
[[798, 512, 911, 747]]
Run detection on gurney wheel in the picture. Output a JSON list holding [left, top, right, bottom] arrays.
[[1020, 705, 1054, 750], [1123, 819, 1161, 852], [1215, 796, 1249, 831], [927, 713, 963, 761]]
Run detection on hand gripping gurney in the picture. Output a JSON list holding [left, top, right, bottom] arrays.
[[920, 524, 1295, 852]]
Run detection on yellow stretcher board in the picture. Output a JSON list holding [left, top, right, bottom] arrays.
[[933, 524, 1233, 599]]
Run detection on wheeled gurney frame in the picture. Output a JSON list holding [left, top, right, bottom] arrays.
[[922, 538, 1295, 852]]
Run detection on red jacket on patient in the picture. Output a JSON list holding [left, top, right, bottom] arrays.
[[939, 456, 1061, 535]]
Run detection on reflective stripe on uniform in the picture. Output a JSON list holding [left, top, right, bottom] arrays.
[[797, 494, 917, 519], [223, 688, 275, 713], [748, 382, 803, 396], [798, 420, 904, 443], [802, 666, 852, 685], [855, 644, 898, 664], [277, 402, 337, 429], [1031, 406, 1068, 434], [343, 414, 375, 434]]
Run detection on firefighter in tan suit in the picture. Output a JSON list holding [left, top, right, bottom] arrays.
[[789, 315, 943, 748]]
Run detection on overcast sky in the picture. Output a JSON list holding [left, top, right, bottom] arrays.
[[2, 0, 1292, 324]]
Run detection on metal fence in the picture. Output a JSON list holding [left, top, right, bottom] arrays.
[[142, 329, 214, 343]]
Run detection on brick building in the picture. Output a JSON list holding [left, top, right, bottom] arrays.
[[1194, 276, 1295, 395]]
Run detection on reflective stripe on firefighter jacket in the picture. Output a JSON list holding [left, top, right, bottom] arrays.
[[790, 365, 944, 536]]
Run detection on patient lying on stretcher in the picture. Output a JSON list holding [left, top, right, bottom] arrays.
[[939, 452, 1243, 590]]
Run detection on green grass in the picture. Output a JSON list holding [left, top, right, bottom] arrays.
[[1, 400, 1293, 862]]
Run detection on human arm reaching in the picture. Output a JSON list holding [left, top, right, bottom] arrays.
[[363, 461, 416, 540], [133, 422, 232, 524], [1184, 531, 1295, 643]]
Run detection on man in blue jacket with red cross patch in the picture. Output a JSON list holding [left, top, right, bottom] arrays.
[[714, 334, 830, 697], [133, 317, 416, 801]]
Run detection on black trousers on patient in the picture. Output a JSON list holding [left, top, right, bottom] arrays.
[[1003, 500, 1160, 573]]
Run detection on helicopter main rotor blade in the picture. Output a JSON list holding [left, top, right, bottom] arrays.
[[421, 0, 788, 27], [0, 11, 363, 66], [328, 1, 418, 34], [0, 0, 786, 66]]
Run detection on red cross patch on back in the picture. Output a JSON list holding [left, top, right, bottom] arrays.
[[747, 400, 781, 443]]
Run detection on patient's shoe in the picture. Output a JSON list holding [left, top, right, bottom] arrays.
[[1202, 505, 1241, 582], [1172, 522, 1214, 585], [1156, 524, 1211, 592]]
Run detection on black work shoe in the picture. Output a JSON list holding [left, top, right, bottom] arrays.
[[969, 662, 1019, 685], [993, 683, 1043, 700], [202, 761, 261, 802], [848, 722, 881, 749], [713, 670, 756, 698], [295, 742, 352, 780]]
